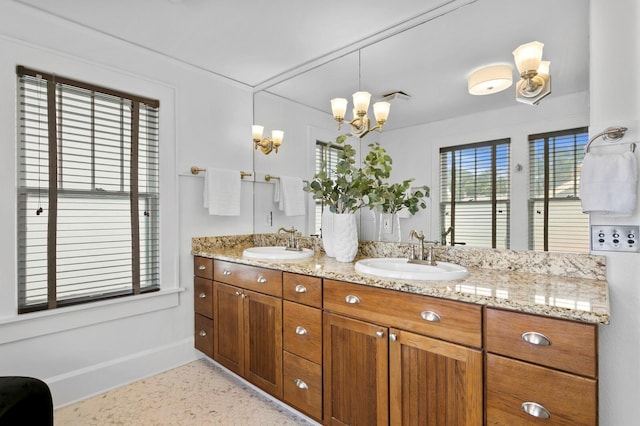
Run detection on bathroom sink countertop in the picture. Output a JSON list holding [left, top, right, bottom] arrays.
[[192, 235, 610, 325]]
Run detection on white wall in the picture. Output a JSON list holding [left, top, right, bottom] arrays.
[[590, 1, 640, 425], [0, 1, 253, 407]]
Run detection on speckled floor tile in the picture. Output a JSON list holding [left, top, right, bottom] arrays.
[[54, 359, 314, 425]]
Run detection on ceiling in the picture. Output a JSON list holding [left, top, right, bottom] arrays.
[[16, 0, 589, 130]]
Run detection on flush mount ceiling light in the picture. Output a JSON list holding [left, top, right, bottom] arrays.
[[251, 125, 284, 155], [467, 64, 513, 95], [513, 41, 551, 105]]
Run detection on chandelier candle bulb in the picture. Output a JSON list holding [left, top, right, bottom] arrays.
[[251, 125, 264, 141], [331, 98, 348, 121], [512, 41, 544, 76], [352, 91, 371, 116], [373, 101, 390, 124]]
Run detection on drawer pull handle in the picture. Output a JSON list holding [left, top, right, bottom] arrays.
[[345, 295, 361, 304], [294, 379, 308, 390], [198, 330, 207, 337], [223, 270, 231, 276], [294, 284, 308, 293], [420, 311, 441, 322], [198, 292, 207, 299], [257, 276, 267, 283], [198, 265, 206, 271], [521, 331, 551, 346], [522, 402, 551, 419], [375, 330, 384, 339], [295, 326, 308, 335], [389, 333, 397, 342]]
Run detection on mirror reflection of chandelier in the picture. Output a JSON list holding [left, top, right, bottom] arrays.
[[330, 51, 390, 138]]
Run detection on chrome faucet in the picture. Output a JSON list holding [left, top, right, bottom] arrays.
[[278, 226, 301, 251], [408, 229, 438, 266], [441, 226, 453, 245]]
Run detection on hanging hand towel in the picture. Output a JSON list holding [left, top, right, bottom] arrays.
[[203, 167, 241, 216], [279, 176, 306, 216], [579, 150, 638, 216]]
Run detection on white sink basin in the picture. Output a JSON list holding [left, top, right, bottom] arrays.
[[242, 246, 314, 260], [355, 257, 469, 281]]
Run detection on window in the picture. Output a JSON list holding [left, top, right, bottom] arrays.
[[440, 139, 510, 248], [313, 141, 342, 235], [528, 127, 589, 253], [17, 66, 160, 313]]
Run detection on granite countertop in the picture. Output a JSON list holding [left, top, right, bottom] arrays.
[[192, 235, 610, 325]]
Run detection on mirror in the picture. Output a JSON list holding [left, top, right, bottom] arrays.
[[253, 0, 589, 248]]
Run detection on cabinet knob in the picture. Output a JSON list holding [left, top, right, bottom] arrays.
[[198, 330, 207, 337], [521, 331, 552, 346], [389, 333, 397, 342], [294, 284, 308, 293], [375, 330, 384, 339], [295, 326, 308, 335], [235, 291, 242, 296], [257, 276, 267, 283], [198, 292, 206, 299], [198, 265, 206, 271], [223, 270, 231, 276], [345, 295, 361, 304], [294, 379, 308, 390], [522, 402, 551, 419], [420, 310, 441, 322]]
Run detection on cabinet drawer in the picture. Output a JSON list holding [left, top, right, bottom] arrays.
[[485, 308, 597, 377], [194, 256, 213, 280], [214, 260, 282, 297], [323, 279, 482, 347], [283, 273, 322, 308], [194, 313, 213, 358], [283, 301, 322, 364], [194, 277, 213, 318], [283, 351, 322, 421], [486, 354, 597, 426]]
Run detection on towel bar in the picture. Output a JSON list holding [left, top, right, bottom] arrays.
[[584, 126, 632, 153], [190, 166, 252, 178], [265, 174, 280, 182]]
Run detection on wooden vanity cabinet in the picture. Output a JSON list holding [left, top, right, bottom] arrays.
[[323, 279, 483, 426], [485, 308, 598, 425], [194, 257, 214, 358], [212, 259, 283, 399], [282, 272, 323, 422]]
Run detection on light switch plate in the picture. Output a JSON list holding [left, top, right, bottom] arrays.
[[591, 225, 639, 252]]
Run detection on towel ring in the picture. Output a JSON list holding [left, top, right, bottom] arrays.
[[584, 126, 628, 153]]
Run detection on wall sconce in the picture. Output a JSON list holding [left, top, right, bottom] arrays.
[[513, 41, 551, 105], [467, 64, 513, 95], [252, 125, 284, 155], [330, 92, 390, 138]]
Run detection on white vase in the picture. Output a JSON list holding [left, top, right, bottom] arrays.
[[333, 213, 358, 263], [321, 209, 335, 257], [378, 212, 401, 242]]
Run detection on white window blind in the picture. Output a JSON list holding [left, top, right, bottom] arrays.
[[313, 141, 342, 235], [17, 66, 160, 313], [528, 128, 589, 253], [440, 139, 510, 248]]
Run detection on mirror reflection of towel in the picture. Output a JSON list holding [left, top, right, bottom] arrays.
[[580, 151, 637, 216], [278, 176, 305, 216]]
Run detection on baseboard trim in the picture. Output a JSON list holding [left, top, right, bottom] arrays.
[[49, 337, 199, 408]]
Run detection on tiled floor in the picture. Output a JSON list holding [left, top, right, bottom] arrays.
[[55, 359, 314, 425]]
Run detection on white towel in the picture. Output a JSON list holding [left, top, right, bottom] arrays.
[[203, 168, 241, 216], [278, 176, 306, 216], [580, 151, 638, 216]]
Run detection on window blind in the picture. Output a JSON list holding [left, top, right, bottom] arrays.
[[440, 139, 510, 248], [313, 141, 342, 235], [528, 128, 589, 253], [17, 66, 160, 313]]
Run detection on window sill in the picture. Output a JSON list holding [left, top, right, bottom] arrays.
[[0, 287, 186, 345]]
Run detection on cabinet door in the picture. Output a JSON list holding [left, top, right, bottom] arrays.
[[389, 328, 483, 426], [243, 289, 283, 398], [323, 312, 388, 426], [213, 281, 244, 376]]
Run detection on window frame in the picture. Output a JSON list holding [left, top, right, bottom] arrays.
[[16, 65, 161, 314]]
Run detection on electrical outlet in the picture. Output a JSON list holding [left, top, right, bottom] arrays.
[[591, 225, 639, 252], [381, 214, 392, 234], [265, 211, 273, 227]]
